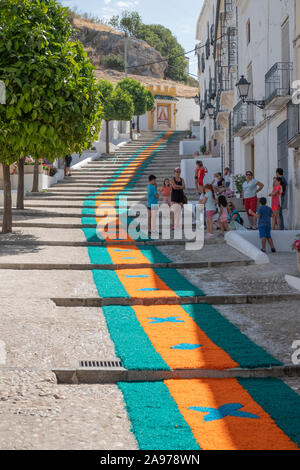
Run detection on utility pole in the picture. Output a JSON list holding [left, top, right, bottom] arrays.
[[124, 32, 128, 77]]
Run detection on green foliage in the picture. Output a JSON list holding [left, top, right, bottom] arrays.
[[102, 54, 125, 71], [116, 78, 147, 117], [145, 89, 155, 112], [233, 174, 247, 196], [98, 79, 134, 122], [0, 0, 103, 166], [109, 11, 188, 83]]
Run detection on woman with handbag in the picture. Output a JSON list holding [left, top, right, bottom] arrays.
[[171, 167, 186, 230]]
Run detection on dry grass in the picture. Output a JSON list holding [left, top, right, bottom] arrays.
[[72, 17, 122, 35], [94, 68, 198, 98]]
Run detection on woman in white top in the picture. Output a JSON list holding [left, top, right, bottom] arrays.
[[242, 171, 264, 229]]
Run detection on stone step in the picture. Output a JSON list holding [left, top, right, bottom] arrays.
[[0, 260, 253, 271], [52, 293, 300, 307], [0, 238, 224, 247], [53, 365, 300, 385]]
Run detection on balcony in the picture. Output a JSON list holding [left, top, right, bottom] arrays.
[[265, 62, 293, 110], [213, 119, 224, 144], [287, 101, 300, 148], [209, 78, 216, 100], [233, 101, 255, 137], [218, 65, 235, 112]]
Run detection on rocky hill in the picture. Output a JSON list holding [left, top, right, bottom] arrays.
[[71, 18, 167, 79]]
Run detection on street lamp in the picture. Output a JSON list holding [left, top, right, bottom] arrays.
[[236, 75, 265, 109], [194, 94, 200, 106], [206, 102, 215, 119]]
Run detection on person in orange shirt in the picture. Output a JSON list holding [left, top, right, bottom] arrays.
[[269, 176, 282, 230], [160, 178, 172, 206]]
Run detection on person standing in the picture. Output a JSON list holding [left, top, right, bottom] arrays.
[[147, 175, 159, 234], [171, 167, 186, 230], [197, 161, 208, 194], [276, 168, 287, 230], [249, 197, 276, 253], [64, 154, 72, 177], [202, 184, 216, 239], [242, 171, 264, 229], [269, 176, 282, 230]]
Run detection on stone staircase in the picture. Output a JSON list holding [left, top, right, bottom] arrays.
[[24, 131, 198, 205]]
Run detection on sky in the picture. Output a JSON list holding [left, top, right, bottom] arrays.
[[61, 0, 204, 77]]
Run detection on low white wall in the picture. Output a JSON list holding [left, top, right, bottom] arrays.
[[181, 157, 222, 189], [0, 190, 17, 207], [191, 125, 201, 139], [225, 231, 270, 264], [179, 140, 201, 156], [233, 230, 299, 253], [10, 169, 64, 193]]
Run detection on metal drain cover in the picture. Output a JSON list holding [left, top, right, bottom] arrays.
[[79, 360, 122, 368]]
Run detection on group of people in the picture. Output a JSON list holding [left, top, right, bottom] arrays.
[[195, 162, 288, 251], [147, 168, 187, 233]]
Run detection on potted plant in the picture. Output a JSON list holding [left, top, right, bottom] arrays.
[[49, 167, 58, 177], [292, 235, 300, 271], [200, 144, 206, 154], [233, 174, 246, 198]]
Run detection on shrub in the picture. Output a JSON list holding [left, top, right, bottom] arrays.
[[102, 54, 125, 71]]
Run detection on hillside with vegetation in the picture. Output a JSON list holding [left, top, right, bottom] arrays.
[[67, 8, 196, 86]]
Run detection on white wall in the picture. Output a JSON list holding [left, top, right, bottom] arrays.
[[234, 0, 296, 228], [176, 98, 200, 130], [181, 157, 222, 189]]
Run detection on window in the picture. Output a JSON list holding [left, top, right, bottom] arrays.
[[246, 19, 251, 45]]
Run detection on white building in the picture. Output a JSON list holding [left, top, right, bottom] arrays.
[[196, 0, 299, 228]]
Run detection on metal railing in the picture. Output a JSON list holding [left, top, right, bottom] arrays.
[[218, 65, 235, 91], [209, 78, 216, 100], [210, 24, 215, 45], [206, 38, 210, 60], [201, 53, 205, 73], [233, 101, 255, 133], [227, 27, 237, 67], [287, 101, 300, 146], [265, 62, 293, 105]]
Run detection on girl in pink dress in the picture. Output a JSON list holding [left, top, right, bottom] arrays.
[[269, 176, 282, 230]]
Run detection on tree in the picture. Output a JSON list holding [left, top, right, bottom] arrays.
[[116, 78, 149, 138], [0, 0, 103, 233], [98, 79, 134, 154], [109, 11, 142, 37]]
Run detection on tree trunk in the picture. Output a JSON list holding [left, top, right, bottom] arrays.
[[2, 163, 12, 233], [137, 116, 140, 133], [32, 159, 39, 193], [17, 157, 25, 209], [130, 120, 133, 140], [105, 120, 110, 154]]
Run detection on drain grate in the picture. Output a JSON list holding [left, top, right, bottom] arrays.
[[79, 360, 122, 368]]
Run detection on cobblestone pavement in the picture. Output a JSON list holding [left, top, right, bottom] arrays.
[[1, 132, 300, 450]]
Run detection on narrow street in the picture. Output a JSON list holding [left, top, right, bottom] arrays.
[[0, 131, 300, 450]]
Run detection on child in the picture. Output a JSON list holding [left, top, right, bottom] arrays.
[[217, 195, 229, 236], [147, 175, 159, 234], [269, 177, 282, 230], [160, 178, 171, 206], [224, 167, 231, 189], [202, 184, 216, 238], [249, 197, 276, 253]]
